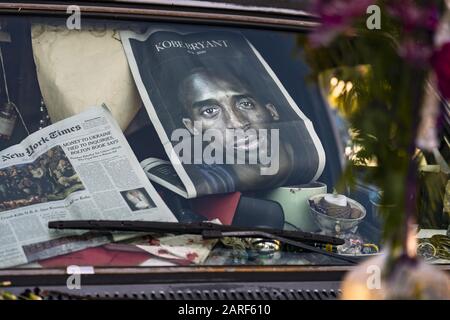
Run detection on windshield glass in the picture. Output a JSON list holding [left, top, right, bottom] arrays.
[[0, 15, 448, 270]]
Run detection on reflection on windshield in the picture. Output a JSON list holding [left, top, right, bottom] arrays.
[[0, 17, 447, 269]]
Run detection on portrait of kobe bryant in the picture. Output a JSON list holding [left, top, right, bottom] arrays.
[[175, 64, 299, 191]]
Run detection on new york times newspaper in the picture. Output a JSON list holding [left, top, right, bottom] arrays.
[[121, 28, 326, 198], [0, 105, 176, 268]]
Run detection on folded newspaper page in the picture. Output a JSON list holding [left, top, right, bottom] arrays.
[[0, 105, 177, 269], [121, 28, 326, 198]]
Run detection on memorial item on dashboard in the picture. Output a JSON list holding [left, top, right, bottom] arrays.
[[190, 192, 285, 229], [38, 232, 217, 267], [0, 40, 16, 139], [121, 28, 326, 199], [307, 193, 377, 257], [418, 165, 449, 229], [0, 105, 177, 269], [0, 101, 17, 140], [31, 25, 141, 131], [219, 236, 282, 265], [417, 234, 450, 261], [190, 192, 241, 225], [259, 182, 326, 232], [0, 26, 14, 140], [308, 193, 366, 235], [336, 233, 379, 256], [0, 26, 29, 140]]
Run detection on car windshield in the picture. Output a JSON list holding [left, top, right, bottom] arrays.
[[0, 14, 448, 270]]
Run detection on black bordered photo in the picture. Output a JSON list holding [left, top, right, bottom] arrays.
[[121, 28, 326, 198], [0, 145, 85, 212], [120, 187, 156, 211]]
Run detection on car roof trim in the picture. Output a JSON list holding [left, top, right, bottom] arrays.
[[97, 0, 316, 18]]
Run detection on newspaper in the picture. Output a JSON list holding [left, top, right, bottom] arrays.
[[0, 105, 177, 269], [121, 27, 326, 198]]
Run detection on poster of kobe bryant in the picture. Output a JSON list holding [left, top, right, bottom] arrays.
[[122, 28, 326, 197]]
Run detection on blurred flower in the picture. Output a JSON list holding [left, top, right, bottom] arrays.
[[416, 75, 440, 151], [388, 1, 439, 31], [434, 0, 450, 47], [308, 26, 348, 47], [398, 38, 433, 64], [309, 0, 374, 46], [432, 42, 450, 99], [341, 251, 450, 300], [314, 0, 373, 25]]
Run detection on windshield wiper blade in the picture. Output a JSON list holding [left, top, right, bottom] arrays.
[[48, 220, 360, 264], [48, 219, 344, 245], [202, 230, 359, 264]]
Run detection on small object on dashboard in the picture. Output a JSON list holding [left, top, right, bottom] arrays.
[[0, 47, 29, 139], [318, 197, 353, 219], [417, 241, 437, 261], [324, 193, 348, 207], [308, 194, 366, 236], [0, 101, 17, 140]]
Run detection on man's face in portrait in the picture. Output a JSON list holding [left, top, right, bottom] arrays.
[[178, 69, 293, 188], [179, 70, 280, 152]]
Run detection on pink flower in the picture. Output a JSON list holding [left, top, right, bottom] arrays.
[[308, 25, 348, 47], [309, 0, 374, 46], [314, 0, 374, 24], [432, 42, 450, 99], [398, 39, 433, 64], [387, 1, 439, 31]]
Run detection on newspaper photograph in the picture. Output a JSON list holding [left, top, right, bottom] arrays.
[[0, 105, 177, 269], [121, 28, 326, 198]]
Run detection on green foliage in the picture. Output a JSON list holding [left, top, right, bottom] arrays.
[[299, 8, 432, 248]]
